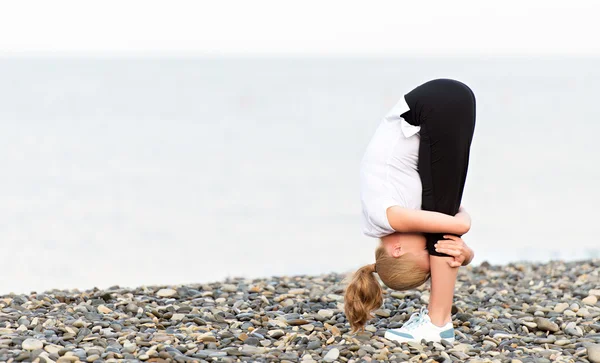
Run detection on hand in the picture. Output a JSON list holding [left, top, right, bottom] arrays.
[[434, 235, 473, 267]]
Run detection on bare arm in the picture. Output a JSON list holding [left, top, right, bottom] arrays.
[[386, 206, 471, 235]]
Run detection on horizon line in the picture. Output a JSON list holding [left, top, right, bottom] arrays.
[[2, 51, 600, 59]]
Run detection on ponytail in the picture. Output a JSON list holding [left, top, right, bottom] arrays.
[[344, 263, 383, 332]]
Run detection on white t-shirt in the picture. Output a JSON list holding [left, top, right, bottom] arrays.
[[360, 97, 422, 238]]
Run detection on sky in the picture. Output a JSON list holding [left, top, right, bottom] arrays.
[[1, 0, 599, 56]]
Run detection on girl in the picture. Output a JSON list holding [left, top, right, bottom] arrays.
[[345, 79, 477, 343]]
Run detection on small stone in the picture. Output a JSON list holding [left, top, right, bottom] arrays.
[[372, 341, 385, 349], [156, 288, 177, 297], [281, 298, 295, 307], [577, 308, 590, 317], [323, 348, 339, 362], [588, 343, 600, 363], [289, 288, 306, 295], [72, 319, 87, 328], [534, 336, 556, 344], [555, 339, 571, 346], [122, 342, 136, 353], [407, 341, 423, 351], [198, 333, 217, 342], [453, 343, 472, 353], [364, 324, 377, 333], [301, 324, 315, 332], [326, 294, 343, 301], [44, 345, 61, 355], [494, 332, 512, 339], [244, 337, 260, 346], [374, 308, 391, 317], [0, 328, 14, 335], [554, 303, 569, 313], [86, 354, 100, 362], [221, 284, 238, 292], [22, 338, 44, 351], [589, 289, 600, 297], [126, 302, 138, 313], [565, 322, 583, 337], [268, 329, 285, 339], [433, 342, 445, 350], [570, 303, 580, 312], [307, 341, 321, 350], [452, 351, 470, 360], [583, 295, 598, 305], [171, 313, 185, 321], [287, 319, 310, 326], [318, 309, 334, 318], [534, 317, 559, 332], [241, 345, 265, 355], [564, 309, 576, 317], [391, 291, 406, 299], [440, 339, 454, 348], [97, 305, 112, 314]]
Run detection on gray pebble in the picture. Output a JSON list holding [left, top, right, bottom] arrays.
[[533, 317, 559, 332], [323, 348, 339, 362], [307, 341, 321, 350]]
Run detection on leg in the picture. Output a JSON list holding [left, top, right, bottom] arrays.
[[384, 80, 475, 344], [428, 255, 459, 326], [407, 79, 476, 326], [421, 118, 463, 326]]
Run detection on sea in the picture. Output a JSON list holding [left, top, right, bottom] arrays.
[[1, 56, 599, 294]]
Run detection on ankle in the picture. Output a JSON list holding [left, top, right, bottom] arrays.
[[428, 314, 452, 327]]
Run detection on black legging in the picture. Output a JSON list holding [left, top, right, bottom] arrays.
[[401, 79, 476, 257]]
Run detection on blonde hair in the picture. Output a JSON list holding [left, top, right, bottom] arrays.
[[344, 245, 430, 332]]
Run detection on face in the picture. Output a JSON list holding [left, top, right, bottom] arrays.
[[380, 233, 430, 271]]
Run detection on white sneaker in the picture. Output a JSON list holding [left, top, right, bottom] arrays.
[[384, 307, 455, 343]]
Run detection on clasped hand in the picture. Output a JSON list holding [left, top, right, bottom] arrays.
[[434, 235, 474, 268]]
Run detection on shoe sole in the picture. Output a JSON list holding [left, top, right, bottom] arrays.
[[384, 331, 455, 344], [384, 330, 413, 343]]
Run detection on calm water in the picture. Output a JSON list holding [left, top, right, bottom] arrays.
[[1, 57, 599, 294]]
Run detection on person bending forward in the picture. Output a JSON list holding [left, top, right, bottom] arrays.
[[345, 79, 476, 343]]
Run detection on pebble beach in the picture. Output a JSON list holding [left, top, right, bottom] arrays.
[[1, 260, 600, 363]]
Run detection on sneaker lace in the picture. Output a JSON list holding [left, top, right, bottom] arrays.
[[403, 306, 429, 331]]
